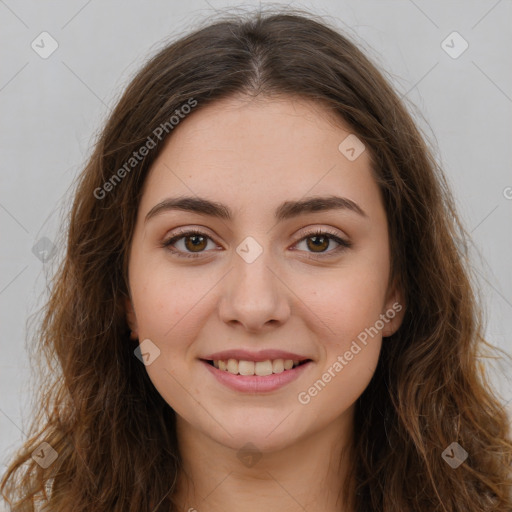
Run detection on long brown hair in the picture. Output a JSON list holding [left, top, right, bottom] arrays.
[[2, 7, 511, 511]]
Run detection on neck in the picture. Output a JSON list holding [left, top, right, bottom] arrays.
[[173, 410, 356, 512]]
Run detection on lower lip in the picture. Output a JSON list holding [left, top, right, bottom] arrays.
[[201, 360, 312, 393]]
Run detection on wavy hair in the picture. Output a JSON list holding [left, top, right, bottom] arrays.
[[2, 7, 511, 511]]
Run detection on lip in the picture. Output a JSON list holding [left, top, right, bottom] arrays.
[[202, 349, 310, 362], [201, 359, 313, 393]]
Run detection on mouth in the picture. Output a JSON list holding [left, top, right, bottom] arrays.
[[200, 356, 313, 393], [201, 358, 312, 376]]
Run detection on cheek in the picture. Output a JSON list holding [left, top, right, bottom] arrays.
[[296, 266, 389, 345], [298, 276, 384, 413], [131, 263, 216, 340], [302, 338, 381, 421], [133, 271, 207, 411]]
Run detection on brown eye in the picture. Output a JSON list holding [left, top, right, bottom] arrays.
[[294, 229, 351, 256], [163, 228, 351, 260], [162, 229, 216, 259], [184, 234, 208, 252], [306, 234, 330, 253]]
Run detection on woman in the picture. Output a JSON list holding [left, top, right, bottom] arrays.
[[2, 8, 511, 512]]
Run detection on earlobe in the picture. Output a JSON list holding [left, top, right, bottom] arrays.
[[124, 296, 139, 340], [382, 286, 406, 338]]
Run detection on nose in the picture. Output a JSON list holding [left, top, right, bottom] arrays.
[[218, 245, 291, 333]]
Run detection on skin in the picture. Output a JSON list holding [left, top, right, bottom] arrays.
[[125, 94, 404, 512]]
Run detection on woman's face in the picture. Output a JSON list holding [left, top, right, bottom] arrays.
[[125, 94, 403, 452]]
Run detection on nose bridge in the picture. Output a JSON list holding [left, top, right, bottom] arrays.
[[218, 234, 289, 330]]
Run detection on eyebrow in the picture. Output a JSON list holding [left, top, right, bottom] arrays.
[[144, 194, 367, 225]]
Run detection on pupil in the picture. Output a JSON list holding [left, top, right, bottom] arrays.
[[308, 235, 328, 252], [187, 235, 206, 251]]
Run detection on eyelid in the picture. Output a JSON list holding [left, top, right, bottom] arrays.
[[294, 225, 348, 243]]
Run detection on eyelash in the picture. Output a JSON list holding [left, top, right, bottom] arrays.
[[161, 228, 352, 260]]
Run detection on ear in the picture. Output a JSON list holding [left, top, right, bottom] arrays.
[[382, 279, 406, 337], [124, 295, 139, 340]]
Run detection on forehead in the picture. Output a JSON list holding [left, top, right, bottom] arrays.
[[139, 94, 383, 223]]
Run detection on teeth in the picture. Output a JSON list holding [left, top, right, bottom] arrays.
[[227, 358, 238, 374], [255, 360, 273, 376], [272, 359, 284, 374], [211, 358, 305, 375], [238, 360, 254, 375]]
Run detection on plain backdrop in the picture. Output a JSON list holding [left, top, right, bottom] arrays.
[[1, 0, 511, 497]]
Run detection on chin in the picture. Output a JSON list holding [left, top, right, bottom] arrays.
[[209, 418, 303, 453]]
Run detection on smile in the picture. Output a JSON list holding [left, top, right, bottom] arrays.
[[201, 358, 313, 393], [206, 358, 308, 376]]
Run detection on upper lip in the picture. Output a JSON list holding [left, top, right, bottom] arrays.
[[201, 349, 311, 362]]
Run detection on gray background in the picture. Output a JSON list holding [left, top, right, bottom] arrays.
[[1, 0, 511, 497]]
